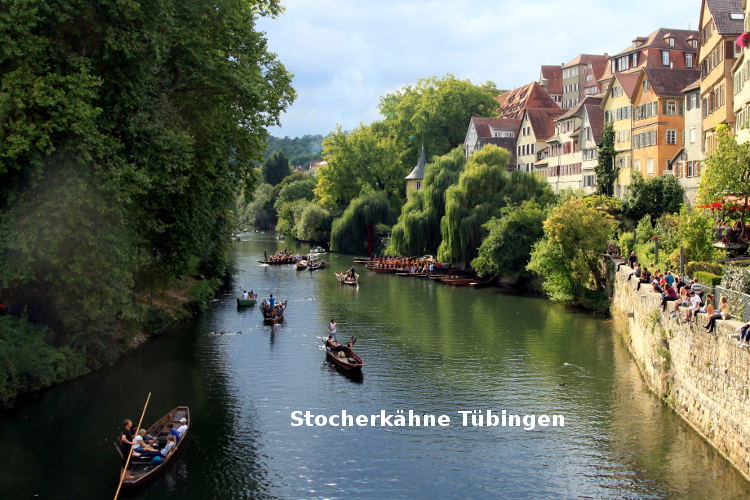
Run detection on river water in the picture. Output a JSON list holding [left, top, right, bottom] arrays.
[[1, 232, 749, 499]]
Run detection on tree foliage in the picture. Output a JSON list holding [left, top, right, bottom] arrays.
[[388, 147, 466, 256], [595, 123, 617, 196], [330, 191, 399, 255], [527, 199, 616, 311], [263, 150, 292, 185], [294, 202, 332, 244], [0, 0, 294, 377], [471, 201, 547, 280], [623, 171, 684, 222], [700, 124, 750, 222], [266, 134, 324, 166], [437, 145, 555, 264]]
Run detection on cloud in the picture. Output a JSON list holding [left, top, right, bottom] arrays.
[[258, 0, 701, 137]]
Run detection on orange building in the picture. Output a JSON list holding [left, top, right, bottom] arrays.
[[631, 68, 700, 177]]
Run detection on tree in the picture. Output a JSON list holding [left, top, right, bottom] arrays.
[[294, 203, 332, 244], [0, 0, 294, 381], [316, 124, 404, 210], [263, 150, 292, 186], [595, 123, 617, 196], [527, 199, 616, 311], [379, 74, 499, 169], [438, 145, 555, 264], [388, 147, 466, 256], [330, 191, 399, 255], [623, 171, 684, 222], [700, 124, 750, 223], [471, 201, 547, 281]]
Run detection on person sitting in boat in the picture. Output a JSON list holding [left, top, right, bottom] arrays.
[[249, 290, 256, 299], [176, 417, 188, 437], [139, 434, 177, 462], [347, 267, 356, 279], [133, 429, 158, 453], [326, 334, 347, 353], [242, 290, 249, 300]]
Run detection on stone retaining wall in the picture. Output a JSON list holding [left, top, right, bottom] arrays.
[[611, 267, 750, 479]]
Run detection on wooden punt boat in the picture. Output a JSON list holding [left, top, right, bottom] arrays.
[[258, 258, 296, 265], [308, 260, 327, 271], [120, 406, 190, 487], [296, 260, 308, 270], [324, 342, 364, 372], [236, 298, 257, 308], [261, 300, 286, 324], [364, 266, 400, 273], [336, 272, 359, 285]]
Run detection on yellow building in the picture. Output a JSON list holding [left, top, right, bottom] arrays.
[[601, 72, 640, 198], [699, 0, 744, 154], [733, 0, 750, 143]]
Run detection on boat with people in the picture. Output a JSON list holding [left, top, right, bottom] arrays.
[[323, 336, 363, 372], [296, 260, 308, 270], [236, 290, 257, 308], [310, 246, 327, 254], [308, 259, 327, 271], [336, 269, 359, 285], [119, 406, 190, 488], [261, 299, 287, 324]]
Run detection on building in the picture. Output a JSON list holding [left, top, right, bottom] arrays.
[[539, 65, 563, 105], [733, 0, 750, 144], [496, 82, 560, 120], [631, 68, 700, 178], [515, 108, 566, 175], [601, 72, 641, 198], [699, 0, 744, 155], [561, 54, 609, 109], [544, 97, 602, 192], [463, 117, 521, 166], [669, 79, 704, 204], [604, 28, 700, 80], [405, 146, 426, 198]]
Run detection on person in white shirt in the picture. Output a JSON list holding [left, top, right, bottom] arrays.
[[242, 290, 249, 300], [683, 291, 702, 322], [328, 319, 337, 342], [176, 417, 188, 436]]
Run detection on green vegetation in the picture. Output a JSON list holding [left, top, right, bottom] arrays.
[[693, 271, 722, 287], [595, 123, 617, 196], [623, 172, 684, 223], [263, 150, 293, 186], [0, 0, 294, 404], [388, 147, 466, 256], [330, 191, 398, 255], [438, 145, 555, 263], [528, 198, 617, 312], [700, 124, 750, 222], [266, 135, 324, 166]]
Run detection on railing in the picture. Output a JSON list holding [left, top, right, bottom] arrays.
[[714, 286, 750, 322]]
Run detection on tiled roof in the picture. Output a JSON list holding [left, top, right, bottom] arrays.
[[682, 78, 701, 93], [705, 0, 744, 35], [469, 117, 522, 139], [583, 101, 605, 144], [558, 96, 603, 121], [615, 71, 642, 99], [643, 68, 701, 97], [564, 54, 609, 68], [477, 137, 517, 169], [612, 28, 700, 57], [525, 108, 566, 141], [496, 82, 560, 120], [540, 65, 563, 95]]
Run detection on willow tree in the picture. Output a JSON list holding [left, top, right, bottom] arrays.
[[437, 146, 554, 264], [330, 191, 399, 255], [388, 147, 466, 256]]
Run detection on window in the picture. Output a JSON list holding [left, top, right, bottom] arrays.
[[415, 181, 421, 190], [647, 158, 654, 174], [666, 129, 677, 144], [690, 127, 696, 143], [666, 101, 677, 115], [632, 52, 639, 67], [667, 37, 674, 46], [690, 39, 698, 48], [686, 53, 694, 68], [643, 80, 650, 92], [662, 50, 670, 66], [635, 159, 641, 172]]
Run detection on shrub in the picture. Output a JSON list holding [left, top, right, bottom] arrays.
[[635, 215, 654, 244], [618, 232, 635, 256], [685, 261, 724, 276], [694, 271, 722, 287]]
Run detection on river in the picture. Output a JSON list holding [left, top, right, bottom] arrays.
[[1, 232, 749, 499]]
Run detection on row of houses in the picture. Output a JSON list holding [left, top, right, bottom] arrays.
[[408, 0, 750, 204]]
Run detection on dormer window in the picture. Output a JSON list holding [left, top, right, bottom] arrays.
[[666, 37, 674, 46], [730, 13, 745, 21], [689, 39, 698, 48]]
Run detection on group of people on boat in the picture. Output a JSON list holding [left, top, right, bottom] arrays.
[[261, 294, 284, 317], [241, 290, 257, 300], [366, 255, 442, 274], [262, 248, 301, 263], [119, 417, 188, 477]]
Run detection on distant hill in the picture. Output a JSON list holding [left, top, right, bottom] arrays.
[[265, 134, 324, 167]]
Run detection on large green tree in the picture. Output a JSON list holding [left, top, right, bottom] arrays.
[[263, 150, 292, 185], [623, 171, 684, 223], [438, 145, 554, 264], [595, 123, 617, 196], [700, 124, 750, 223], [0, 0, 294, 373], [388, 147, 466, 256]]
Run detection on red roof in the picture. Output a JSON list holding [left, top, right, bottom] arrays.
[[539, 65, 562, 95], [469, 117, 522, 139], [525, 108, 566, 141], [496, 82, 560, 120]]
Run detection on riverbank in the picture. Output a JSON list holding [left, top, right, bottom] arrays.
[[0, 275, 223, 408], [611, 265, 750, 481]]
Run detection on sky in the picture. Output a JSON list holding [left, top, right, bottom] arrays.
[[257, 0, 700, 138]]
